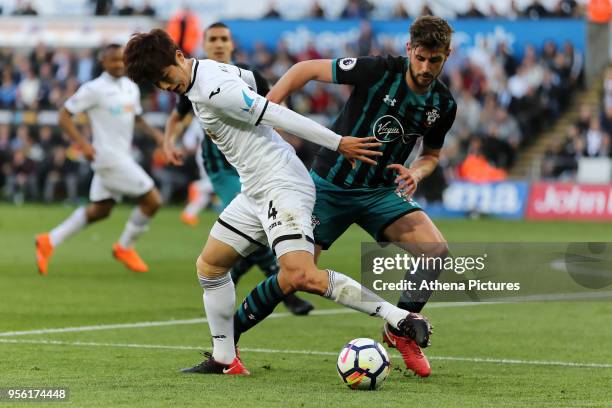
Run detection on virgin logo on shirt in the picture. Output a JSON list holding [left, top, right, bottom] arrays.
[[373, 115, 404, 143]]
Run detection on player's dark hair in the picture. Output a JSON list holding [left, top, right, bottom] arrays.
[[123, 28, 179, 85], [207, 21, 229, 30], [409, 16, 453, 51]]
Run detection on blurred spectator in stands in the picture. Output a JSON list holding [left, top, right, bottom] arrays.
[[459, 1, 485, 18], [309, 1, 325, 18], [539, 69, 562, 122], [117, 0, 135, 16], [253, 42, 275, 71], [93, 0, 113, 16], [341, 0, 373, 19], [76, 49, 94, 84], [575, 104, 592, 134], [600, 104, 612, 136], [296, 40, 322, 62], [167, 6, 201, 57], [419, 4, 434, 16], [0, 68, 17, 109], [541, 41, 557, 70], [16, 64, 40, 109], [270, 45, 296, 81], [264, 1, 281, 18], [604, 66, 612, 110], [554, 0, 579, 17], [4, 149, 36, 204], [541, 126, 579, 179], [356, 21, 376, 56], [457, 138, 508, 182], [584, 116, 609, 157], [562, 41, 583, 88], [139, 0, 156, 17], [525, 0, 552, 19], [485, 4, 501, 18], [392, 3, 409, 19], [12, 0, 38, 16], [42, 147, 79, 203], [52, 48, 72, 82], [495, 41, 518, 77], [505, 0, 523, 19], [30, 43, 51, 75], [309, 83, 333, 114]]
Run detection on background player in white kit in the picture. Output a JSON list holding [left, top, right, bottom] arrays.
[[124, 29, 432, 375], [35, 44, 165, 275]]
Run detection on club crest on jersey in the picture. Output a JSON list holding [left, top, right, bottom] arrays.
[[240, 89, 260, 116], [373, 115, 404, 143], [338, 58, 357, 71], [383, 95, 396, 106], [425, 108, 440, 127]]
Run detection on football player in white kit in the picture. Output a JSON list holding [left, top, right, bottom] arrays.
[[124, 29, 432, 375], [35, 44, 165, 275]]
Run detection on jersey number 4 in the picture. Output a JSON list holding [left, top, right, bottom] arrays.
[[268, 201, 278, 220]]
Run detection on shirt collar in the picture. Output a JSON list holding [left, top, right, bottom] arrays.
[[184, 59, 199, 94]]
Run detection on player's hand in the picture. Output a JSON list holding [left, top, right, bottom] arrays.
[[387, 164, 419, 198], [338, 136, 382, 168], [163, 140, 183, 165], [80, 142, 95, 161]]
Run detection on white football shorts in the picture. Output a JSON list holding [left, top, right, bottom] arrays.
[[210, 184, 315, 258], [89, 158, 154, 202]]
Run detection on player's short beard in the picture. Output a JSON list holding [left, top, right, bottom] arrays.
[[409, 64, 434, 88]]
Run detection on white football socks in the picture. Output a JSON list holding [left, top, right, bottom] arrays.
[[199, 273, 236, 364], [118, 207, 150, 249], [49, 207, 87, 247], [323, 270, 408, 330], [184, 180, 213, 217]]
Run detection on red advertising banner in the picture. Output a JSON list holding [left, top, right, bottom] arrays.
[[526, 182, 612, 220]]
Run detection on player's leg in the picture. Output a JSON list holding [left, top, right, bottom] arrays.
[[234, 247, 431, 347], [208, 169, 314, 314], [181, 178, 214, 227], [234, 245, 314, 316], [360, 190, 447, 377], [96, 159, 159, 272], [182, 193, 266, 374], [379, 211, 447, 377], [35, 171, 116, 275], [383, 210, 448, 311], [233, 185, 431, 346]]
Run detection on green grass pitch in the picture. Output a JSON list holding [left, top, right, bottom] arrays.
[[1, 204, 611, 407]]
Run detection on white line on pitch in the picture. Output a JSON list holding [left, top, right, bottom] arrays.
[[1, 338, 611, 369], [0, 302, 479, 338]]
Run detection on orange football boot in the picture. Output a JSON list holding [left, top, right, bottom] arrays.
[[112, 243, 148, 273], [383, 322, 431, 377], [35, 233, 54, 275]]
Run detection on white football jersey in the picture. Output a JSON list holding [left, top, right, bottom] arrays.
[[185, 59, 309, 199], [65, 72, 143, 168]]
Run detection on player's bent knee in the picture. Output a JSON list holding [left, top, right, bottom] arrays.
[[195, 254, 228, 279], [280, 264, 322, 293]]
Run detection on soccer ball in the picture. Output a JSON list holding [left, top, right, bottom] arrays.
[[336, 338, 391, 390]]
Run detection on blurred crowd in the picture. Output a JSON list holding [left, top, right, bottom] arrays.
[[540, 66, 612, 180], [0, 14, 585, 204], [1, 0, 584, 19]]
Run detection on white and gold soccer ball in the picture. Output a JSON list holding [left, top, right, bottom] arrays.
[[336, 338, 391, 390]]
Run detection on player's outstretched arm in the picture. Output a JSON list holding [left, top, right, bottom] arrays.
[[259, 101, 382, 165], [58, 107, 95, 161], [266, 59, 333, 104]]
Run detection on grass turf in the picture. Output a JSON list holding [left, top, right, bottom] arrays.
[[0, 204, 611, 407]]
